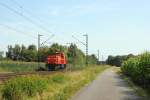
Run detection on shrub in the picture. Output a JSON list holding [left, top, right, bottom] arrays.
[[121, 52, 150, 90], [2, 75, 48, 100]]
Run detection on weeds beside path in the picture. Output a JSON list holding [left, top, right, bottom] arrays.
[[0, 65, 109, 100], [117, 67, 150, 99]]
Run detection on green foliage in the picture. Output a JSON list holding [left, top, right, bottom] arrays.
[[40, 43, 68, 62], [67, 44, 85, 65], [5, 43, 98, 70], [121, 52, 150, 90], [0, 51, 4, 60], [88, 54, 98, 65], [0, 65, 109, 100], [106, 54, 134, 67], [48, 43, 66, 55], [2, 76, 48, 100], [50, 65, 109, 100], [0, 61, 45, 72], [51, 74, 66, 83], [6, 44, 38, 62]]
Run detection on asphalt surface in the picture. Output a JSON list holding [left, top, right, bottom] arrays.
[[72, 67, 144, 100]]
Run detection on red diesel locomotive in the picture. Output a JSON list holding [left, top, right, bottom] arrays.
[[46, 52, 67, 71]]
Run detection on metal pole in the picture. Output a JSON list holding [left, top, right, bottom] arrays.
[[72, 34, 88, 65], [98, 50, 100, 62], [38, 34, 42, 68], [83, 34, 88, 65], [86, 34, 88, 65]]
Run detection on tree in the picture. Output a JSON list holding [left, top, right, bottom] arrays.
[[67, 44, 77, 64], [48, 43, 64, 54], [28, 45, 37, 51], [20, 45, 26, 61], [67, 44, 85, 65], [6, 44, 37, 61], [24, 45, 37, 61], [106, 54, 134, 67], [0, 51, 4, 59], [23, 49, 37, 62], [88, 54, 98, 64], [6, 45, 14, 59], [5, 43, 97, 67], [39, 46, 49, 62]]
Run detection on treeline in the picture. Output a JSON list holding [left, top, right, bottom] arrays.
[[121, 52, 150, 91], [106, 54, 134, 67], [0, 51, 4, 60], [5, 43, 97, 65]]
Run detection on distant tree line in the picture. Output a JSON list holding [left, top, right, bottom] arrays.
[[106, 54, 134, 67], [5, 43, 97, 65], [0, 51, 4, 60]]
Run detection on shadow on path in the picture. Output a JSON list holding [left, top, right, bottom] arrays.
[[72, 67, 148, 100], [114, 73, 147, 100]]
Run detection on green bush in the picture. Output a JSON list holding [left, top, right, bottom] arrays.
[[121, 52, 150, 90], [2, 76, 48, 100]]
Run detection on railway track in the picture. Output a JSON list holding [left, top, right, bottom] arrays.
[[0, 71, 59, 84]]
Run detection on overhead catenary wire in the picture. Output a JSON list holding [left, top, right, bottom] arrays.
[[9, 0, 23, 13], [0, 23, 37, 39], [0, 1, 69, 51], [0, 2, 52, 35], [9, 0, 50, 34], [41, 34, 55, 46], [9, 0, 23, 9], [72, 35, 86, 46]]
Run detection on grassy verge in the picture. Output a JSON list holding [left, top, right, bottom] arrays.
[[0, 61, 45, 72], [116, 68, 150, 98], [0, 65, 110, 100]]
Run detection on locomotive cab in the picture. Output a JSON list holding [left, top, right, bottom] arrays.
[[46, 52, 67, 71]]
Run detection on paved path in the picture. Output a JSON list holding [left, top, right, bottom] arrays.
[[72, 67, 144, 100]]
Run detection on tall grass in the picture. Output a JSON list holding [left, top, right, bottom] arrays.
[[121, 52, 150, 91], [0, 61, 45, 72], [1, 76, 48, 100], [0, 65, 109, 100]]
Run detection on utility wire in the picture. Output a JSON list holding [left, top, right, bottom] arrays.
[[0, 2, 52, 35], [72, 35, 86, 46], [9, 0, 23, 12], [9, 0, 23, 9], [41, 34, 55, 46], [0, 23, 37, 39], [10, 0, 50, 34]]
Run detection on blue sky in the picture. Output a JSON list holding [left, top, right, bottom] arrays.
[[0, 0, 150, 60]]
